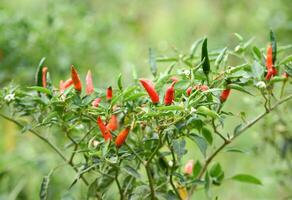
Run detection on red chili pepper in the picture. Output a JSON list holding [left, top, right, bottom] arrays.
[[71, 65, 82, 91], [92, 98, 101, 107], [164, 82, 176, 105], [97, 117, 112, 141], [139, 79, 160, 104], [86, 70, 94, 95], [265, 44, 277, 80], [186, 87, 193, 96], [42, 67, 48, 88], [63, 78, 73, 89], [106, 115, 118, 131], [171, 76, 179, 83], [115, 127, 130, 148], [106, 86, 112, 100], [220, 89, 231, 103]]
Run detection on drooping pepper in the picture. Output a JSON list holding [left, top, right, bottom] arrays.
[[106, 115, 118, 131], [220, 88, 231, 103], [97, 117, 112, 140], [86, 70, 94, 95], [265, 44, 277, 80], [71, 65, 82, 91], [92, 98, 101, 107], [115, 127, 130, 148], [106, 86, 112, 100], [139, 79, 160, 104], [42, 67, 48, 88], [164, 81, 176, 105]]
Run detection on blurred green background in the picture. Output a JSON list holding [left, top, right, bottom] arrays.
[[0, 0, 292, 199]]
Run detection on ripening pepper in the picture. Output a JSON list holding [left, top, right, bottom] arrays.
[[86, 70, 94, 95], [186, 87, 193, 96], [220, 88, 231, 103], [97, 117, 112, 140], [106, 86, 112, 100], [71, 65, 82, 91], [115, 127, 130, 148], [139, 79, 160, 103], [265, 44, 277, 80], [164, 81, 176, 105], [106, 115, 118, 131], [92, 98, 101, 107], [42, 67, 48, 88], [184, 160, 194, 175]]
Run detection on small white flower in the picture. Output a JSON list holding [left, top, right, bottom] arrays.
[[168, 160, 173, 167], [4, 93, 15, 102], [256, 81, 266, 89]]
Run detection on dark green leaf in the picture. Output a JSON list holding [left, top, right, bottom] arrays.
[[201, 38, 210, 75], [197, 106, 219, 119], [202, 127, 213, 145], [172, 139, 187, 161], [35, 57, 46, 86], [232, 174, 262, 185], [122, 165, 141, 179], [210, 163, 223, 178], [252, 46, 262, 61], [87, 179, 98, 199], [117, 73, 123, 91], [192, 161, 202, 178], [270, 30, 277, 64], [189, 133, 208, 157]]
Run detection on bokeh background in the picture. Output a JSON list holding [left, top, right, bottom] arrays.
[[0, 0, 292, 199]]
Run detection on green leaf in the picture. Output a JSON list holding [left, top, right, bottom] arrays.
[[227, 84, 253, 96], [192, 161, 202, 178], [122, 165, 141, 179], [251, 61, 264, 80], [232, 174, 262, 185], [197, 106, 219, 119], [233, 124, 242, 137], [189, 133, 208, 157], [149, 48, 157, 77], [87, 179, 98, 199], [27, 86, 52, 96], [172, 138, 187, 161], [117, 73, 123, 91], [215, 47, 227, 68], [35, 57, 46, 86], [157, 105, 184, 111], [210, 163, 223, 178], [270, 30, 277, 64], [225, 147, 247, 154], [201, 38, 210, 76], [201, 127, 213, 145], [252, 46, 262, 61], [234, 33, 243, 41], [284, 65, 292, 76], [190, 37, 204, 58], [40, 172, 52, 200], [280, 55, 292, 65]]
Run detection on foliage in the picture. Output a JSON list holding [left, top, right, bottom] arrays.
[[0, 31, 291, 199]]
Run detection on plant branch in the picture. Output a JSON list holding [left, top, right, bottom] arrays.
[[187, 93, 292, 199], [0, 113, 89, 186]]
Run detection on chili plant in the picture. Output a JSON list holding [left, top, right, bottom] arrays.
[[0, 31, 292, 200]]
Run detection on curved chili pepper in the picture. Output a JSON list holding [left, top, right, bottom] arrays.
[[139, 79, 160, 104], [220, 89, 231, 103], [164, 82, 176, 105], [71, 65, 82, 91], [42, 67, 48, 88], [97, 117, 112, 141], [86, 70, 94, 95], [92, 98, 101, 107], [106, 115, 118, 131], [106, 86, 112, 100], [186, 87, 193, 96], [265, 44, 277, 80], [63, 78, 73, 89], [115, 127, 130, 148]]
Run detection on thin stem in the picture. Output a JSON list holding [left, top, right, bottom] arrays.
[[115, 169, 123, 200], [145, 165, 155, 200], [166, 137, 182, 200], [187, 94, 292, 199], [211, 120, 227, 142], [0, 113, 89, 186]]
